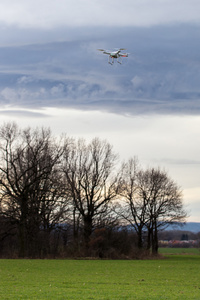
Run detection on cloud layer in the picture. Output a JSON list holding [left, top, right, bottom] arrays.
[[0, 0, 200, 29], [0, 25, 200, 116]]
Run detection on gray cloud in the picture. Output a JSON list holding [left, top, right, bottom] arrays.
[[0, 25, 200, 116]]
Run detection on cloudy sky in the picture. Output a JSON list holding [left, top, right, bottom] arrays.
[[0, 0, 200, 221]]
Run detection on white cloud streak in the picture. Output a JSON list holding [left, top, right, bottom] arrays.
[[0, 0, 200, 29]]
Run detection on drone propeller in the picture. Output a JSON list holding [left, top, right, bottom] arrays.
[[97, 49, 105, 52], [114, 48, 127, 51]]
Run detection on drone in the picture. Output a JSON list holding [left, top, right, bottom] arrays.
[[98, 48, 129, 65]]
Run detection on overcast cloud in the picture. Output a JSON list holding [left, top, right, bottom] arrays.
[[0, 0, 200, 221], [0, 0, 200, 29], [1, 25, 200, 115]]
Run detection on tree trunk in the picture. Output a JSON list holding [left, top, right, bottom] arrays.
[[18, 222, 26, 258], [146, 225, 152, 252], [137, 227, 143, 249], [73, 207, 80, 241], [18, 203, 27, 258], [152, 220, 158, 255], [83, 216, 93, 249]]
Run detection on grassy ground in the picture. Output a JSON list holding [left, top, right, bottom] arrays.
[[0, 255, 200, 299]]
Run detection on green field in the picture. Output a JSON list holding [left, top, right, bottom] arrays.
[[0, 255, 200, 299]]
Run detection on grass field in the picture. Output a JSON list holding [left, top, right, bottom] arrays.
[[0, 254, 200, 299]]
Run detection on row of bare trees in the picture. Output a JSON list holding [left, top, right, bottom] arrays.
[[0, 123, 187, 258]]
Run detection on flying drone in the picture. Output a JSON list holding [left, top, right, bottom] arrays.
[[98, 48, 129, 65]]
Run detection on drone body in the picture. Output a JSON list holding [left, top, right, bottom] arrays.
[[98, 48, 129, 65]]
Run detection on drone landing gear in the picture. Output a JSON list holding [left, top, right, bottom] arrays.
[[108, 57, 114, 65], [117, 57, 122, 64], [108, 56, 122, 65]]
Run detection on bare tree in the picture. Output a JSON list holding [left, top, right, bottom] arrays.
[[63, 137, 119, 250], [139, 167, 187, 254], [117, 157, 148, 249], [0, 123, 66, 257], [117, 158, 187, 254]]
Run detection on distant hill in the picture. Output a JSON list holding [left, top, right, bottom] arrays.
[[166, 222, 200, 233]]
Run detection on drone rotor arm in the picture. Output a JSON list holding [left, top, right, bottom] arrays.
[[119, 53, 129, 57], [97, 49, 111, 55]]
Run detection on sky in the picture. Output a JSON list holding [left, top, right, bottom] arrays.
[[0, 0, 200, 221]]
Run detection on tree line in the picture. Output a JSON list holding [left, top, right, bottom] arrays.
[[0, 123, 187, 258]]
